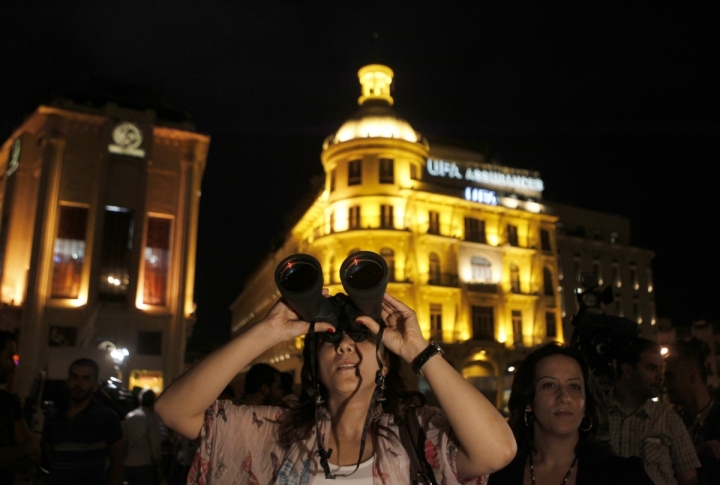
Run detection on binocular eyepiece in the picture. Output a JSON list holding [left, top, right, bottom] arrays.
[[274, 251, 389, 343]]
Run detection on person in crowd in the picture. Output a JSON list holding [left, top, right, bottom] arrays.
[[609, 338, 700, 485], [489, 342, 652, 485], [664, 342, 720, 485], [156, 293, 516, 483], [236, 362, 284, 406], [217, 384, 236, 401], [280, 371, 298, 403], [123, 389, 163, 485], [0, 330, 40, 485], [42, 358, 125, 485]]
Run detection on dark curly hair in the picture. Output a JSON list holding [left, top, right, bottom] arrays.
[[276, 334, 412, 448], [507, 343, 608, 455]]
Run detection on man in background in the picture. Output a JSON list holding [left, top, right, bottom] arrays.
[[237, 363, 283, 406], [609, 337, 700, 485], [0, 330, 40, 485], [665, 343, 720, 485], [42, 358, 125, 485], [123, 389, 163, 485]]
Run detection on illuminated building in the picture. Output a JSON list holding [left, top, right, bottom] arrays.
[[549, 202, 656, 340], [230, 65, 562, 408], [0, 97, 208, 397]]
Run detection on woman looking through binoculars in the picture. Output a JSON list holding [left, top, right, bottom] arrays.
[[156, 254, 516, 484]]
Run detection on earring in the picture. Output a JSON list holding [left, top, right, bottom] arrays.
[[524, 408, 532, 427], [579, 416, 593, 432]]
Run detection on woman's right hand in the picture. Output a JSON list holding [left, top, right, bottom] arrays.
[[259, 298, 335, 344]]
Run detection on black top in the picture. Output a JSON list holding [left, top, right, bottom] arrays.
[[488, 441, 653, 485], [42, 399, 123, 485]]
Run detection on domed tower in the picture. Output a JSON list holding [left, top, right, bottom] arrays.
[[319, 65, 429, 283]]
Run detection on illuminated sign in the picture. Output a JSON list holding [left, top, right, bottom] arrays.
[[427, 159, 544, 191], [465, 187, 498, 206], [108, 122, 146, 158]]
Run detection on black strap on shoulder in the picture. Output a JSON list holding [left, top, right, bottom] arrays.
[[399, 407, 438, 485]]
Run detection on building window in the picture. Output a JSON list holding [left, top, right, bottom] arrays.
[[410, 164, 419, 180], [615, 296, 623, 317], [612, 260, 621, 288], [593, 257, 602, 285], [348, 206, 360, 230], [380, 204, 394, 229], [428, 211, 440, 235], [510, 264, 520, 293], [507, 224, 519, 247], [471, 305, 494, 341], [51, 205, 88, 299], [428, 253, 441, 285], [630, 264, 639, 290], [546, 312, 557, 338], [137, 331, 162, 355], [348, 159, 362, 186], [593, 229, 603, 241], [464, 217, 486, 243], [430, 303, 442, 342], [647, 268, 654, 292], [381, 247, 395, 282], [329, 169, 336, 192], [470, 256, 492, 283], [328, 256, 336, 284], [633, 298, 641, 324], [610, 232, 619, 244], [48, 326, 77, 347], [573, 254, 581, 283], [143, 216, 172, 306], [543, 267, 554, 296], [98, 206, 134, 302], [540, 229, 552, 252], [379, 158, 394, 184], [512, 310, 523, 345], [650, 300, 656, 325]]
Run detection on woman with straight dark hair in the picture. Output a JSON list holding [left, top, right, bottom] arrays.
[[489, 343, 652, 485]]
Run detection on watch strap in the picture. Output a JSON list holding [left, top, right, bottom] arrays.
[[411, 341, 444, 375]]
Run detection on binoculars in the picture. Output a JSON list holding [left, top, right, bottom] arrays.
[[274, 251, 389, 343]]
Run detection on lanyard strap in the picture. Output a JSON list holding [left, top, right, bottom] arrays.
[[310, 323, 387, 479]]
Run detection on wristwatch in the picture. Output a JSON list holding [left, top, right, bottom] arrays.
[[412, 341, 444, 375]]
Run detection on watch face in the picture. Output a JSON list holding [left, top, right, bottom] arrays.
[[6, 138, 20, 176]]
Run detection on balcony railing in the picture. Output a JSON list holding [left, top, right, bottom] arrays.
[[466, 283, 498, 293], [311, 216, 410, 239], [427, 273, 459, 287]]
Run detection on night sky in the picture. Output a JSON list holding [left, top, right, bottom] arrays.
[[2, 2, 718, 343]]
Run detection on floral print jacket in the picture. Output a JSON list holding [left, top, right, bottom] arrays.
[[188, 400, 486, 485]]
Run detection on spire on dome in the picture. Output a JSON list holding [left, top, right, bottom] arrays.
[[357, 64, 394, 106]]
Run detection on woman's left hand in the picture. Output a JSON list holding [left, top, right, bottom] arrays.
[[356, 292, 429, 364]]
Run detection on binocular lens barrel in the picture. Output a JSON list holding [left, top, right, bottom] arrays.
[[344, 258, 385, 290], [278, 261, 319, 293]]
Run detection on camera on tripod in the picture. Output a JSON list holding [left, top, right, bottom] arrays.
[[274, 251, 389, 342], [569, 273, 639, 386]]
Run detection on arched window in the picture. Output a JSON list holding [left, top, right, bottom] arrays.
[[381, 248, 396, 282], [328, 256, 335, 284], [510, 264, 520, 293], [470, 256, 492, 283], [543, 267, 554, 296], [428, 252, 441, 285]]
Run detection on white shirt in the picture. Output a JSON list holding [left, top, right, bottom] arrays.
[[122, 407, 162, 467], [315, 457, 374, 484]]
